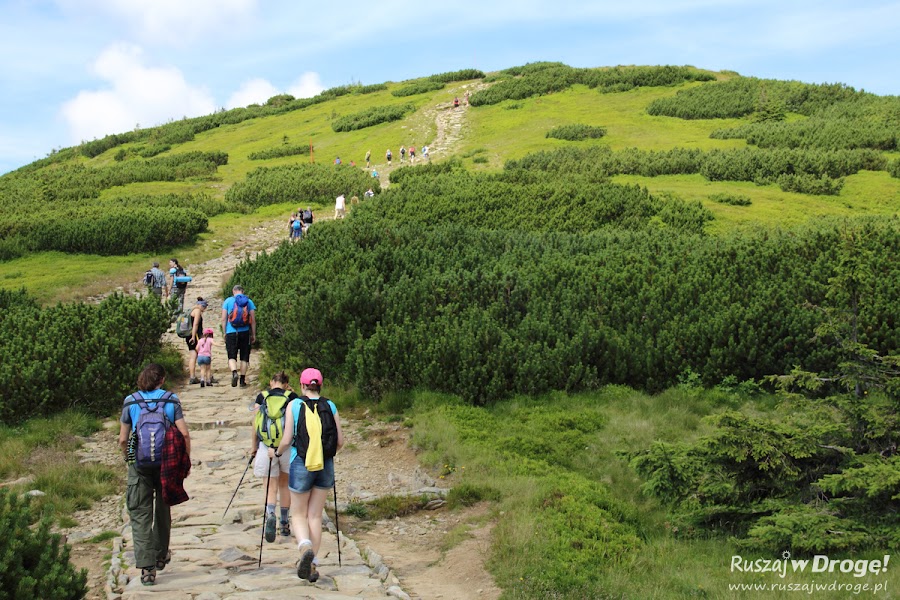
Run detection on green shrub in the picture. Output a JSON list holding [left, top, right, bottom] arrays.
[[428, 69, 485, 83], [224, 163, 377, 208], [355, 83, 388, 94], [0, 489, 87, 599], [708, 192, 752, 206], [391, 80, 445, 97], [777, 173, 845, 195], [447, 483, 501, 508], [248, 144, 312, 160], [546, 124, 607, 141], [331, 103, 415, 132], [0, 290, 170, 423]]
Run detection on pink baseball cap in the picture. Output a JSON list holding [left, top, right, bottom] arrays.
[[300, 368, 323, 386], [203, 328, 214, 336]]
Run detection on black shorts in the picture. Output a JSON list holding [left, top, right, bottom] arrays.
[[186, 337, 198, 352], [225, 330, 251, 362]]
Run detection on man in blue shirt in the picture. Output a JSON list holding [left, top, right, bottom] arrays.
[[221, 285, 257, 387]]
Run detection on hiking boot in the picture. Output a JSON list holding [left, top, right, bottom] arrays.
[[280, 521, 291, 537], [297, 545, 314, 580], [231, 371, 238, 387], [209, 376, 218, 384], [308, 564, 319, 583], [200, 380, 206, 388], [264, 513, 277, 543], [240, 381, 248, 388], [189, 377, 200, 384]]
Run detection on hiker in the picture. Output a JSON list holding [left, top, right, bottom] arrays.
[[399, 146, 406, 163], [364, 188, 375, 199], [365, 150, 371, 168], [465, 90, 469, 105], [334, 194, 346, 219], [301, 207, 314, 234], [186, 298, 208, 385], [371, 169, 378, 178], [422, 145, 429, 162], [409, 146, 416, 164], [146, 261, 168, 300], [334, 156, 341, 165], [196, 328, 215, 387], [290, 213, 303, 241], [270, 368, 344, 583], [453, 97, 460, 108], [386, 149, 392, 166], [118, 363, 191, 587], [169, 258, 189, 312], [251, 371, 297, 543], [221, 285, 257, 388]]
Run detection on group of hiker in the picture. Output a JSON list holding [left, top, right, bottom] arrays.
[[144, 258, 192, 311], [121, 282, 343, 586], [364, 144, 429, 170], [289, 207, 315, 240]]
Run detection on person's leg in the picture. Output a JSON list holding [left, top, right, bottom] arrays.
[[150, 469, 172, 567], [187, 349, 198, 379], [238, 330, 251, 383], [278, 469, 291, 534], [290, 489, 311, 546], [226, 333, 239, 383], [125, 465, 157, 570], [306, 486, 329, 556]]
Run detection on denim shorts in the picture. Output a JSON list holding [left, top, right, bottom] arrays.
[[289, 456, 334, 493], [196, 356, 211, 365]]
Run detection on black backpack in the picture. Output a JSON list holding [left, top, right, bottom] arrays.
[[293, 396, 338, 460], [144, 270, 153, 286], [303, 210, 313, 223], [174, 266, 188, 290]]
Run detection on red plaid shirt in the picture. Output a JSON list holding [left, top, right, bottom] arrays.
[[161, 425, 191, 506]]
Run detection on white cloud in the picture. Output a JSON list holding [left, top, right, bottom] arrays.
[[225, 72, 324, 109], [288, 72, 325, 99], [226, 78, 280, 109], [60, 44, 216, 143], [55, 0, 258, 45]]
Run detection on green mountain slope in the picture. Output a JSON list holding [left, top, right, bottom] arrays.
[[2, 63, 899, 302]]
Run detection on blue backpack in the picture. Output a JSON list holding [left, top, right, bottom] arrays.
[[228, 294, 251, 328], [126, 392, 176, 467]]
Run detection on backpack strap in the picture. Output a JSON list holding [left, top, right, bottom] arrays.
[[124, 391, 178, 408]]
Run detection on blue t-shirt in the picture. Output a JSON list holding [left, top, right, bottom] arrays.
[[289, 397, 337, 463], [120, 389, 183, 432], [222, 295, 257, 334]]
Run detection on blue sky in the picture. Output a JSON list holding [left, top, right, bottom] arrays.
[[1, 0, 898, 175]]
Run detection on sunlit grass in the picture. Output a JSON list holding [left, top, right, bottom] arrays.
[[0, 411, 120, 523]]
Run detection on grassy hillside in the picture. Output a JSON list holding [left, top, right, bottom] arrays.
[[3, 64, 898, 302]]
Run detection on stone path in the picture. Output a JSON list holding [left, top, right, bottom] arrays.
[[104, 223, 414, 600]]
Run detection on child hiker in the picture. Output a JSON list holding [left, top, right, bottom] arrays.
[[251, 371, 296, 542], [196, 328, 215, 387], [271, 367, 344, 582]]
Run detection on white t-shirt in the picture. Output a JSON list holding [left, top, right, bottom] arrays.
[[335, 195, 346, 210]]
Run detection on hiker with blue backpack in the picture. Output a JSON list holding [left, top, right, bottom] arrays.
[[221, 285, 257, 388], [168, 258, 191, 312], [118, 363, 191, 587], [270, 368, 344, 582], [250, 371, 297, 543]]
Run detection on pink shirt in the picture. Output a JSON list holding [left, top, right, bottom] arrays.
[[197, 337, 213, 357]]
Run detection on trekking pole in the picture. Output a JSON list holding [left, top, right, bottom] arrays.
[[223, 454, 254, 520], [258, 457, 273, 568], [333, 480, 342, 567]]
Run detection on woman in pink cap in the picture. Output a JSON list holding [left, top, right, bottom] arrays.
[[271, 367, 344, 582]]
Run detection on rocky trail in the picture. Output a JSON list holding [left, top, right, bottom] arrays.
[[61, 97, 500, 600]]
